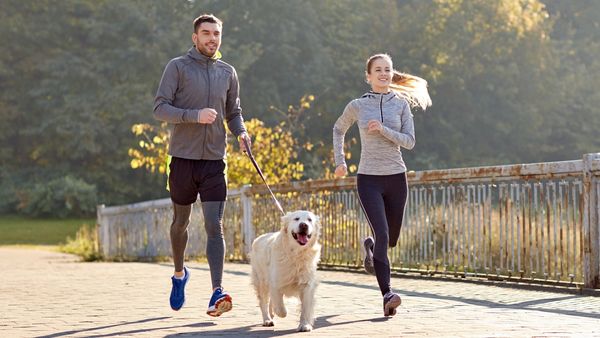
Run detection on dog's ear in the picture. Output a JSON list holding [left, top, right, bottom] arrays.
[[280, 212, 293, 234], [312, 213, 321, 237], [312, 213, 320, 226], [281, 212, 293, 225]]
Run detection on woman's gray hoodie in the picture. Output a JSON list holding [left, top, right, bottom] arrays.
[[333, 91, 415, 175]]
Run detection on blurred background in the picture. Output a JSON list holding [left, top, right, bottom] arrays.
[[1, 0, 599, 222]]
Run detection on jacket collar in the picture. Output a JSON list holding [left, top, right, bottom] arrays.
[[187, 47, 222, 63], [361, 91, 396, 101]]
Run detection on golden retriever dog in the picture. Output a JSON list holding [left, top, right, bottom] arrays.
[[250, 210, 321, 332]]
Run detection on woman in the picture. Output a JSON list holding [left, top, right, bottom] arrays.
[[332, 53, 431, 316]]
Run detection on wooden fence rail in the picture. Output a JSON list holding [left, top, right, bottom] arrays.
[[98, 153, 600, 288]]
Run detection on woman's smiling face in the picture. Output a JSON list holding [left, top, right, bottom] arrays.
[[366, 57, 393, 92]]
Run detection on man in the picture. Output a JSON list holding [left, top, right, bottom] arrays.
[[153, 13, 251, 317]]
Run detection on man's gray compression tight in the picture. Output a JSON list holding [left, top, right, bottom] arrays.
[[170, 201, 226, 289]]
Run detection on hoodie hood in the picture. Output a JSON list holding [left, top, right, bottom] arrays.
[[187, 47, 222, 62], [361, 91, 397, 102]]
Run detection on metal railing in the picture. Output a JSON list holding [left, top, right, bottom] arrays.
[[97, 153, 600, 288]]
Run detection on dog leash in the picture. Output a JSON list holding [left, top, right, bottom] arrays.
[[242, 140, 286, 216]]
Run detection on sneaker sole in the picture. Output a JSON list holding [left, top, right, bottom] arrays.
[[384, 294, 401, 317], [207, 295, 232, 317], [363, 237, 375, 275], [363, 257, 375, 275]]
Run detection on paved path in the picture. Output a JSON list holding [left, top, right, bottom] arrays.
[[1, 247, 600, 337]]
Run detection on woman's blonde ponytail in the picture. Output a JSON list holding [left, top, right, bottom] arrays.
[[390, 71, 432, 111]]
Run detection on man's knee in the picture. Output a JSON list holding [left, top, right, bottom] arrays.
[[202, 201, 225, 239], [171, 203, 192, 231], [171, 217, 190, 231], [204, 217, 223, 239]]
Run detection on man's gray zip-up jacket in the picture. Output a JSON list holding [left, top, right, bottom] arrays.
[[333, 91, 415, 175], [154, 47, 247, 160]]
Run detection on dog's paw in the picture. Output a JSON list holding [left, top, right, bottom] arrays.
[[262, 319, 274, 327], [273, 305, 287, 318], [297, 323, 313, 332]]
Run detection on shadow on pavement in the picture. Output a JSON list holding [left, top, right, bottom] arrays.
[[162, 315, 390, 337], [323, 279, 600, 319], [36, 317, 214, 338]]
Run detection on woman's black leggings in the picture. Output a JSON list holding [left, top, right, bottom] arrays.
[[357, 172, 408, 296]]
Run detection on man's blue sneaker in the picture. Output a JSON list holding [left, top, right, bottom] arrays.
[[169, 266, 190, 311], [206, 287, 232, 317]]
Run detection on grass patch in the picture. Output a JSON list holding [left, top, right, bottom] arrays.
[[0, 215, 95, 245], [60, 224, 102, 261]]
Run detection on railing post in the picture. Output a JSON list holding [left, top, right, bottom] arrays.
[[96, 204, 110, 258], [241, 185, 254, 260], [582, 153, 600, 288]]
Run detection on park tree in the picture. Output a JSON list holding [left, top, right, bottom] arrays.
[[129, 117, 305, 189], [540, 0, 600, 159], [1, 0, 599, 216], [391, 0, 559, 168]]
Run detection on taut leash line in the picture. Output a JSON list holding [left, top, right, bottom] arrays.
[[243, 141, 285, 216]]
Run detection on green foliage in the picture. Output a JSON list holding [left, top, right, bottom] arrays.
[[128, 122, 170, 174], [226, 118, 305, 187], [0, 169, 19, 213], [59, 224, 102, 261], [1, 0, 599, 216], [20, 176, 97, 218], [128, 116, 306, 188]]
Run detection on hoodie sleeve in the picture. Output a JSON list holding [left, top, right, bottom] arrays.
[[225, 67, 247, 137], [153, 59, 200, 124], [379, 100, 415, 149], [332, 99, 359, 167]]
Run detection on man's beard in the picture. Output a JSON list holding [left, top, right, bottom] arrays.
[[197, 44, 218, 57]]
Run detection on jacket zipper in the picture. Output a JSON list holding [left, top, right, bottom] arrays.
[[202, 59, 211, 158], [206, 59, 211, 107], [379, 93, 384, 122]]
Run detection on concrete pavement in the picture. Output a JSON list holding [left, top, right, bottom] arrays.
[[1, 247, 599, 337]]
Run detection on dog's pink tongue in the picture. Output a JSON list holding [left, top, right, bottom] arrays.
[[297, 234, 309, 245]]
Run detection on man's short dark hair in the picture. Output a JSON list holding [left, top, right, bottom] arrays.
[[193, 14, 222, 33]]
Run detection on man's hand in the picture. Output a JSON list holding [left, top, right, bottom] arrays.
[[238, 132, 252, 153], [334, 164, 347, 178], [198, 108, 218, 124], [368, 120, 383, 133]]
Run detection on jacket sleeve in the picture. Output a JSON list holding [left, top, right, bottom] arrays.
[[379, 100, 415, 149], [225, 67, 247, 137], [153, 59, 200, 123], [332, 100, 359, 167]]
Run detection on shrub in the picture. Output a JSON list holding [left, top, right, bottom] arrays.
[[59, 224, 102, 261], [20, 176, 97, 218]]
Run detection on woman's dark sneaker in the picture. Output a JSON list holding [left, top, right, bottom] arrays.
[[383, 291, 401, 317], [363, 237, 375, 275]]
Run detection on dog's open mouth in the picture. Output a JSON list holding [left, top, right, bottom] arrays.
[[292, 230, 311, 246]]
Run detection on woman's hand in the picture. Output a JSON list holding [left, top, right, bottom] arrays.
[[367, 120, 383, 133], [334, 164, 348, 178]]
